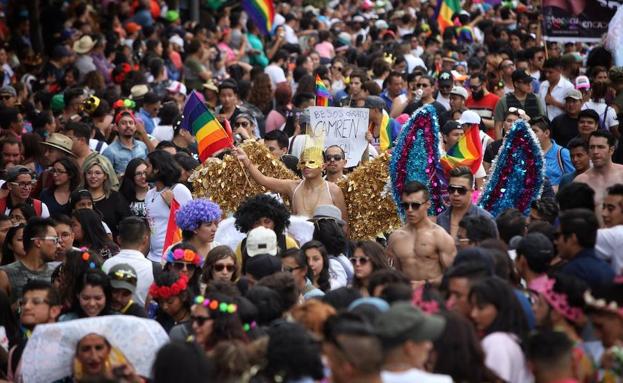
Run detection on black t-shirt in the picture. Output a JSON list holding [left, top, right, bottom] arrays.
[[484, 139, 503, 164], [94, 191, 131, 239], [551, 114, 578, 148]]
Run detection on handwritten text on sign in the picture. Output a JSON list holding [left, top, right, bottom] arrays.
[[309, 106, 369, 167]]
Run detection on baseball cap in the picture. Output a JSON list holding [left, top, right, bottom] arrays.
[[246, 227, 278, 257], [375, 302, 446, 348], [441, 120, 462, 135], [0, 86, 16, 97], [310, 204, 346, 226], [575, 75, 590, 90], [565, 89, 583, 101], [6, 165, 33, 182], [168, 35, 184, 52], [516, 233, 554, 261], [166, 80, 187, 96], [245, 253, 282, 280], [450, 86, 468, 99], [511, 69, 532, 83], [457, 110, 481, 125], [364, 95, 386, 110], [108, 263, 138, 293], [438, 71, 453, 86]]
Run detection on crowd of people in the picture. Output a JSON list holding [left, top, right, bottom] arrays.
[[0, 0, 622, 382]]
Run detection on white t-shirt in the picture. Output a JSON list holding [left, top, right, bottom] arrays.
[[582, 100, 618, 130], [146, 184, 193, 262], [595, 225, 623, 275], [538, 77, 574, 121], [404, 54, 426, 73], [264, 63, 287, 88], [152, 124, 174, 142], [328, 258, 347, 290], [482, 332, 533, 383], [381, 369, 453, 383]]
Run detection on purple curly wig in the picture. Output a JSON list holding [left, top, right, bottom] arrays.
[[175, 199, 222, 231]]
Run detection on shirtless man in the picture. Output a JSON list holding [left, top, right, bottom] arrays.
[[575, 130, 623, 221], [234, 145, 348, 221], [392, 181, 456, 285]]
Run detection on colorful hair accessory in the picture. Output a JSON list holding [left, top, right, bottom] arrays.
[[532, 277, 582, 323], [193, 295, 238, 314], [81, 252, 90, 261], [243, 321, 257, 332], [112, 98, 136, 110], [164, 247, 201, 266], [584, 290, 623, 319], [89, 262, 96, 269], [412, 286, 440, 315], [149, 275, 189, 299], [209, 300, 219, 310], [175, 199, 222, 232]]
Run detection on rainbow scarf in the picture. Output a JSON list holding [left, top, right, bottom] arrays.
[[242, 0, 275, 36], [315, 75, 330, 107], [440, 124, 483, 175], [379, 110, 394, 151]]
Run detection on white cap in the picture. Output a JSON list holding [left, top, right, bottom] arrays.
[[450, 86, 468, 99], [575, 75, 590, 90], [166, 80, 187, 96], [246, 227, 278, 257], [375, 20, 389, 29], [457, 110, 481, 125], [168, 35, 184, 52]]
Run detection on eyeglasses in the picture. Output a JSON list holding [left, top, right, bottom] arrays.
[[31, 236, 59, 244], [325, 154, 343, 162], [191, 315, 212, 326], [282, 265, 302, 273], [350, 256, 369, 265], [448, 185, 469, 195], [213, 264, 235, 272], [9, 181, 36, 189], [400, 201, 426, 211], [416, 83, 430, 88], [134, 171, 147, 177], [234, 121, 250, 128], [18, 297, 49, 307], [173, 262, 197, 272], [454, 236, 470, 243]]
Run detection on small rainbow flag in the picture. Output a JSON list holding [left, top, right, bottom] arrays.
[[181, 90, 233, 162], [436, 0, 461, 33], [162, 198, 181, 256], [242, 0, 275, 36], [440, 124, 483, 175], [315, 75, 330, 107]]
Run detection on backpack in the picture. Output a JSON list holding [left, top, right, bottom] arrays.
[[0, 198, 42, 216]]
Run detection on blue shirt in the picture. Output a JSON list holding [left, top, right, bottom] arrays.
[[138, 108, 155, 134], [544, 141, 574, 186], [560, 248, 615, 290], [380, 89, 406, 111], [102, 139, 148, 175]]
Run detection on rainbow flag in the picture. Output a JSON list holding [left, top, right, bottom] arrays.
[[378, 110, 400, 151], [242, 0, 275, 36], [440, 124, 483, 175], [181, 90, 233, 162], [315, 75, 330, 107], [162, 198, 182, 256], [436, 0, 461, 33]]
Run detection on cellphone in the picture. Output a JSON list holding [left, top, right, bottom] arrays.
[[112, 365, 126, 378]]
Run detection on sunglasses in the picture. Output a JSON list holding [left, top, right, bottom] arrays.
[[191, 315, 211, 326], [448, 185, 469, 195], [0, 95, 12, 100], [325, 154, 343, 162], [282, 265, 302, 273], [350, 256, 369, 265], [173, 262, 197, 271], [416, 83, 429, 88], [235, 121, 250, 128], [213, 264, 235, 272], [469, 85, 481, 91], [400, 201, 426, 211]]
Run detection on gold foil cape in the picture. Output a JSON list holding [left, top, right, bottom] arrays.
[[189, 140, 298, 214]]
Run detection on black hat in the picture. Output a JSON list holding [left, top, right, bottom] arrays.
[[245, 254, 282, 281], [516, 233, 554, 260], [511, 69, 532, 83], [441, 120, 462, 135]]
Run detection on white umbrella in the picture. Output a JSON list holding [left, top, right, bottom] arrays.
[[21, 316, 169, 383]]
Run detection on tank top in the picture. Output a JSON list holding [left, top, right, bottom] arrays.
[[1, 261, 54, 302], [292, 181, 335, 218]]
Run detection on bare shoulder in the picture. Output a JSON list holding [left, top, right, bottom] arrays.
[[574, 172, 590, 182], [328, 181, 344, 195], [432, 222, 453, 239]]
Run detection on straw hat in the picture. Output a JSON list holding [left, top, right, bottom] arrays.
[[72, 35, 95, 54], [41, 133, 76, 157]]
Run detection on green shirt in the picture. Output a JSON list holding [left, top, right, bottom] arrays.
[[246, 33, 269, 68]]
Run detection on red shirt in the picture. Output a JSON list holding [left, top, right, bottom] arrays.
[[466, 93, 500, 120]]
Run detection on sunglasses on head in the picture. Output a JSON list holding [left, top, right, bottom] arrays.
[[325, 154, 343, 162], [213, 264, 235, 272], [191, 315, 211, 326], [448, 185, 469, 195], [400, 201, 426, 211], [349, 256, 369, 265]]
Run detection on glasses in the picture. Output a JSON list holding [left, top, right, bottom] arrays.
[[31, 236, 60, 244], [213, 264, 235, 272], [333, 66, 343, 72], [448, 185, 469, 195], [470, 84, 481, 91], [455, 236, 470, 243], [350, 256, 369, 265], [325, 154, 343, 162], [10, 181, 36, 189], [416, 83, 430, 88], [282, 265, 302, 273], [134, 171, 147, 177], [49, 168, 68, 175], [18, 297, 49, 307], [173, 262, 197, 272], [0, 95, 12, 100], [235, 121, 249, 128], [191, 315, 212, 326], [400, 201, 426, 211]]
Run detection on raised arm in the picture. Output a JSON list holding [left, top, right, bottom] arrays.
[[234, 146, 298, 196]]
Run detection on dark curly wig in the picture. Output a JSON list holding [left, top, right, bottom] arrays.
[[233, 194, 291, 234]]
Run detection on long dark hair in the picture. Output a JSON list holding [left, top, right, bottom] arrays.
[[312, 218, 347, 256], [59, 250, 103, 309], [201, 292, 247, 351], [468, 277, 529, 340], [148, 150, 181, 187], [201, 245, 240, 284], [300, 240, 331, 292], [119, 158, 148, 203], [352, 240, 390, 289], [163, 242, 202, 296], [1, 224, 25, 266], [51, 157, 81, 192], [71, 268, 112, 318], [72, 209, 117, 256]]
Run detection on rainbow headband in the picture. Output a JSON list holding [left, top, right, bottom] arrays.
[[532, 277, 582, 323], [149, 275, 188, 299], [194, 295, 237, 314], [165, 248, 201, 266]]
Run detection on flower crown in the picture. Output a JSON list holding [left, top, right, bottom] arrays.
[[112, 98, 136, 110], [165, 248, 201, 266], [194, 295, 237, 314], [149, 275, 188, 299], [532, 277, 582, 323]]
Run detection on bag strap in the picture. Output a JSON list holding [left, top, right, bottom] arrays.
[[556, 147, 565, 174]]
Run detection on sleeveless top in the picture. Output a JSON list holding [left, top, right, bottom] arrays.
[[292, 181, 335, 218], [1, 261, 54, 302], [506, 93, 541, 120]]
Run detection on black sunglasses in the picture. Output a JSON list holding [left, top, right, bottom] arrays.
[[400, 201, 426, 211], [191, 315, 211, 326], [325, 154, 343, 162], [213, 264, 235, 272], [173, 262, 197, 271], [448, 185, 469, 195]]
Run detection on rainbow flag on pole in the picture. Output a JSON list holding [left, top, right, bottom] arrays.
[[440, 124, 483, 175], [242, 0, 275, 36], [162, 198, 181, 256], [436, 0, 461, 33], [315, 75, 330, 107], [180, 91, 233, 162]]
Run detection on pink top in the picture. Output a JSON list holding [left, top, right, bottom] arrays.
[[264, 110, 287, 133], [314, 41, 335, 59]]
